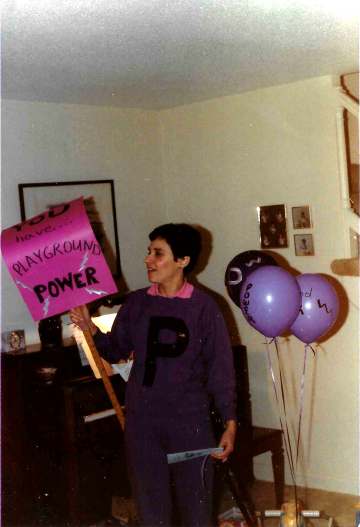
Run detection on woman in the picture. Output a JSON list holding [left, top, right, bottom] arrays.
[[70, 223, 237, 527], [300, 212, 308, 228]]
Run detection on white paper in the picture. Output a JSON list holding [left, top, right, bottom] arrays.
[[112, 360, 133, 382]]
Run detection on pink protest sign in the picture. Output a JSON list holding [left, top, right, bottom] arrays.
[[1, 197, 118, 321]]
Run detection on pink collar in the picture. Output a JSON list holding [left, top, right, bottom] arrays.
[[147, 281, 194, 299]]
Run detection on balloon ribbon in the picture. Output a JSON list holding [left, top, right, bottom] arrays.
[[296, 345, 312, 468], [266, 337, 299, 523]]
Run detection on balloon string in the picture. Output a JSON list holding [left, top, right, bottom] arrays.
[[274, 338, 297, 487], [308, 343, 316, 356], [273, 338, 300, 526], [201, 453, 212, 492], [265, 337, 296, 487], [296, 346, 308, 470]]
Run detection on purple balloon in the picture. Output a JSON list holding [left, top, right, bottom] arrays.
[[225, 250, 279, 308], [289, 274, 339, 344], [240, 266, 301, 338]]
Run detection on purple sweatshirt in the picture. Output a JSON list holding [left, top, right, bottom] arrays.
[[93, 287, 237, 422]]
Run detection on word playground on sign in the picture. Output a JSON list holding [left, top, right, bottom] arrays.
[[12, 240, 101, 276]]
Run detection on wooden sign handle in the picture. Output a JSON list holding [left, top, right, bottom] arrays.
[[76, 307, 126, 431]]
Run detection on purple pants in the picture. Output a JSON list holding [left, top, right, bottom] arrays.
[[125, 412, 216, 527]]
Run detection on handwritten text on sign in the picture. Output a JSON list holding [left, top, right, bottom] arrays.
[[1, 197, 117, 321]]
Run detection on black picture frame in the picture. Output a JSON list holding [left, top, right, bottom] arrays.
[[258, 204, 288, 249], [18, 180, 121, 277]]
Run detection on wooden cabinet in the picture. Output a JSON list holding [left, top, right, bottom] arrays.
[[1, 342, 127, 527]]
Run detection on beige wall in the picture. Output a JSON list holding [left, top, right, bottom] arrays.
[[1, 99, 165, 342], [159, 75, 359, 494], [1, 75, 358, 494]]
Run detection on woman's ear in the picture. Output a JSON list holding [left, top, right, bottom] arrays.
[[177, 256, 190, 270]]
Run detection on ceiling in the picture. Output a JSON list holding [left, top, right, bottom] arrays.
[[2, 0, 359, 110]]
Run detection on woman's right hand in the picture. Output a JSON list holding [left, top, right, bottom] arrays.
[[69, 305, 98, 336]]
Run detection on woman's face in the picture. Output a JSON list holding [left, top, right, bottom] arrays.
[[145, 237, 183, 285]]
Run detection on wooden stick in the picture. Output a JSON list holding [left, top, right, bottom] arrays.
[[76, 307, 126, 431]]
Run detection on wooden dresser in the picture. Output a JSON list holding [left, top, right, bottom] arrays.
[[2, 340, 127, 527]]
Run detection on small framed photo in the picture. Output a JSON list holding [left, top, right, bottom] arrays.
[[292, 206, 312, 229], [294, 234, 315, 256], [258, 204, 288, 249]]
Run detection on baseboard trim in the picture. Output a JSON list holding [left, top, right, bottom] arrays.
[[253, 461, 359, 496]]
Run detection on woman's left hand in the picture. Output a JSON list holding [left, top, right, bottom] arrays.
[[211, 420, 236, 462]]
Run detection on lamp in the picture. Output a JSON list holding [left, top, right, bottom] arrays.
[[71, 312, 117, 378], [92, 313, 117, 333]]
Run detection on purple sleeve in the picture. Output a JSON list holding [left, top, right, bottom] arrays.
[[203, 301, 237, 422], [92, 296, 134, 364]]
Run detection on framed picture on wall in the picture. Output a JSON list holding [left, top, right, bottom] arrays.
[[18, 180, 121, 277], [294, 233, 315, 256], [257, 204, 288, 249], [292, 205, 312, 229]]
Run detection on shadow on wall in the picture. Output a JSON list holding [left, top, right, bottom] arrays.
[[349, 163, 359, 216], [187, 224, 242, 346], [261, 250, 298, 278], [316, 273, 348, 344]]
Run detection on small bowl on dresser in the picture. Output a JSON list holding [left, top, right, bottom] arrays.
[[35, 366, 58, 384]]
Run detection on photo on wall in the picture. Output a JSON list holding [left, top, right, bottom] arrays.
[[292, 205, 312, 229], [257, 204, 288, 249], [294, 233, 315, 256]]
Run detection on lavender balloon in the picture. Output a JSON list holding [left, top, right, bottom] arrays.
[[289, 274, 339, 344], [240, 266, 301, 338]]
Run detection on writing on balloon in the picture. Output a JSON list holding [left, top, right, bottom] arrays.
[[242, 283, 256, 323], [300, 287, 313, 298], [317, 300, 334, 316], [245, 257, 261, 267], [228, 267, 242, 285], [298, 288, 334, 317], [299, 287, 312, 315]]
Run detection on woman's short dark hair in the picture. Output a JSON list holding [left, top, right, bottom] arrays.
[[149, 223, 201, 275]]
